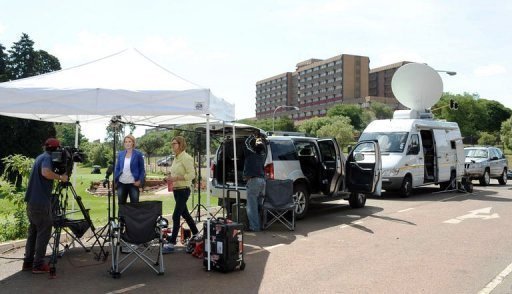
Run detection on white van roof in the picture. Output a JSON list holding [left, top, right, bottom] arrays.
[[364, 119, 460, 133]]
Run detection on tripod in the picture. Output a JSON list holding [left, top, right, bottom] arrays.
[[49, 181, 106, 277]]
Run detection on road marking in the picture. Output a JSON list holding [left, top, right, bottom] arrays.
[[106, 284, 145, 294], [340, 220, 364, 229], [398, 208, 414, 213], [245, 243, 285, 255], [478, 262, 512, 294], [443, 207, 499, 224]]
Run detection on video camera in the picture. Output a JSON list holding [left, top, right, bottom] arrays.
[[51, 146, 85, 176]]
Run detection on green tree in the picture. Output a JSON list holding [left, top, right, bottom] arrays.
[[477, 132, 497, 146], [0, 43, 9, 82], [0, 34, 61, 170], [54, 123, 89, 147], [238, 117, 296, 133], [84, 141, 112, 167], [316, 116, 355, 147], [369, 102, 394, 120], [501, 117, 512, 151], [138, 132, 165, 168], [297, 116, 336, 137], [327, 104, 364, 130]]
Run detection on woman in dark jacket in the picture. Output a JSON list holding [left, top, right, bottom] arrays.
[[114, 134, 145, 204]]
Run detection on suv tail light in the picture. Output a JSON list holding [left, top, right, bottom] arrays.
[[264, 163, 274, 179], [210, 163, 215, 178]]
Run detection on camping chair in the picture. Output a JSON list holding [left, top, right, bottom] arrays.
[[110, 201, 168, 278], [262, 179, 295, 231]]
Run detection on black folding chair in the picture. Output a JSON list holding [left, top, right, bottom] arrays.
[[262, 179, 295, 231], [110, 201, 168, 278]]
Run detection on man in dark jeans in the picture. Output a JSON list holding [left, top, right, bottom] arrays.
[[243, 133, 267, 232], [22, 138, 68, 274]]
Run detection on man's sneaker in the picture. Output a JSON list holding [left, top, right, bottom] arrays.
[[22, 261, 33, 271], [162, 243, 174, 254], [32, 263, 50, 274]]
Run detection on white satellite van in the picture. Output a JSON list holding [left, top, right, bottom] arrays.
[[359, 63, 465, 197], [360, 110, 464, 196]]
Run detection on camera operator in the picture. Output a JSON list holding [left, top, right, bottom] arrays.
[[22, 138, 69, 274], [114, 134, 145, 204]]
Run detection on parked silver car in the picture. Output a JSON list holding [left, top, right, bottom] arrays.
[[464, 146, 508, 185]]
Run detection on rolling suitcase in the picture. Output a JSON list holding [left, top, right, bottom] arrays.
[[231, 203, 249, 231], [203, 218, 245, 272]]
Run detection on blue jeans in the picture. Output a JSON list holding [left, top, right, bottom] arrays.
[[117, 182, 140, 204], [246, 177, 265, 231], [24, 204, 53, 267], [169, 188, 198, 244]]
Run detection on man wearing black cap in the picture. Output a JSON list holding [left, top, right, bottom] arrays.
[[22, 138, 69, 274]]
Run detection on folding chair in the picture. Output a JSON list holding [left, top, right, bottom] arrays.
[[262, 179, 295, 231], [110, 201, 168, 278]]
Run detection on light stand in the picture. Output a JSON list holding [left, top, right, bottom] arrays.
[[191, 132, 210, 222], [90, 116, 121, 260]]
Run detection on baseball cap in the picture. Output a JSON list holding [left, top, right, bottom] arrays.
[[44, 138, 61, 148]]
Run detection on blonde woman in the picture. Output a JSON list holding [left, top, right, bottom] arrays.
[[114, 134, 145, 204], [163, 136, 199, 253]]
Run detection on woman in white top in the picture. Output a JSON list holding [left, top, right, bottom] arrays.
[[114, 134, 145, 204]]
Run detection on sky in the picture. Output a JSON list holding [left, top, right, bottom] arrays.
[[1, 0, 511, 141]]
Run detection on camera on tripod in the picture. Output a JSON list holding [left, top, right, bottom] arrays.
[[52, 146, 85, 176]]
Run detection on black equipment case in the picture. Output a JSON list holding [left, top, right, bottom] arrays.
[[203, 218, 245, 272]]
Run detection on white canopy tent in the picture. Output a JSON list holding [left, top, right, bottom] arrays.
[[0, 48, 236, 270]]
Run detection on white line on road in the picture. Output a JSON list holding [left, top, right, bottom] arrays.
[[398, 208, 414, 213], [106, 284, 145, 294], [478, 262, 512, 294], [245, 243, 285, 255]]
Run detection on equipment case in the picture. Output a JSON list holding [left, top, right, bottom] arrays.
[[203, 218, 245, 272]]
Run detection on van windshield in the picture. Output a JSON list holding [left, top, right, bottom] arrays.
[[359, 132, 409, 153]]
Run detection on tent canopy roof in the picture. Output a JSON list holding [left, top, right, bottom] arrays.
[[0, 48, 235, 125]]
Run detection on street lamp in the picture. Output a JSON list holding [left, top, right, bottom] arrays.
[[436, 70, 457, 76], [272, 105, 299, 132]]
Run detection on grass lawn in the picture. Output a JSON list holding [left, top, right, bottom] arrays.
[[0, 164, 212, 241]]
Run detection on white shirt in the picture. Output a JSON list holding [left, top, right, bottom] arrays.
[[119, 157, 135, 184]]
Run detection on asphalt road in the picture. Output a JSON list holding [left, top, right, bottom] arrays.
[[1, 179, 512, 293]]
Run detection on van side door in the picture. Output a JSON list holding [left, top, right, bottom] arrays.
[[345, 140, 382, 194], [317, 139, 342, 195]]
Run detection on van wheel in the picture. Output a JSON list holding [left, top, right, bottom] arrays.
[[293, 184, 309, 220], [498, 169, 507, 185], [400, 176, 412, 198], [349, 192, 366, 208], [479, 169, 490, 186]]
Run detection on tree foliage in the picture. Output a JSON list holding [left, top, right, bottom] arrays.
[[327, 104, 364, 131], [138, 132, 165, 166], [433, 93, 511, 144], [316, 116, 355, 147], [54, 123, 89, 148], [477, 132, 497, 146], [0, 34, 61, 170], [501, 117, 512, 151], [297, 116, 335, 137]]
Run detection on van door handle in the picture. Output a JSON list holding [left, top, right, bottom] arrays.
[[419, 157, 423, 160]]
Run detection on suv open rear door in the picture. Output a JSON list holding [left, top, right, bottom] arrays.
[[345, 140, 382, 194], [317, 139, 343, 195]]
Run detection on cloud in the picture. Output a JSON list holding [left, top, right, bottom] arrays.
[[473, 64, 507, 77], [0, 22, 5, 35]]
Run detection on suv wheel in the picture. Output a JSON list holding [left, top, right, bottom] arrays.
[[498, 169, 507, 185], [348, 192, 366, 208], [479, 169, 490, 186], [293, 184, 309, 220]]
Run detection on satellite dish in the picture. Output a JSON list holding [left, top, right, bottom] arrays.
[[391, 63, 443, 111]]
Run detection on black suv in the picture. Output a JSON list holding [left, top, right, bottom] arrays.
[[210, 124, 381, 219]]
